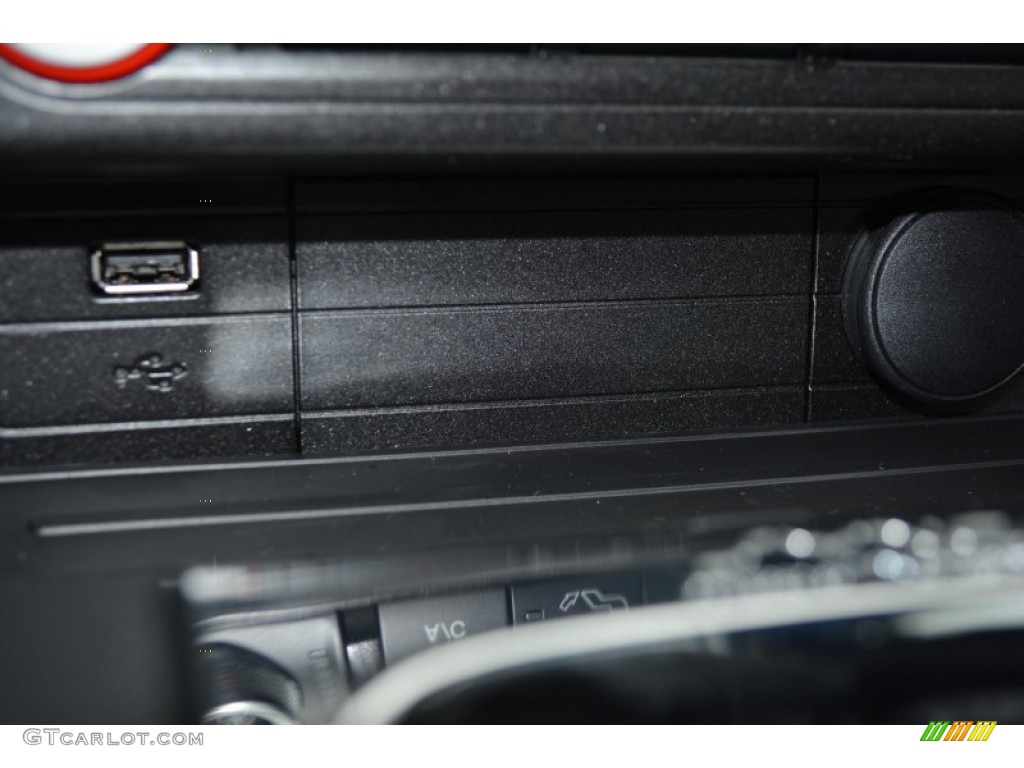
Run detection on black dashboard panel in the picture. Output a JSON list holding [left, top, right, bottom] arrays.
[[3, 171, 1023, 465], [3, 43, 1024, 725]]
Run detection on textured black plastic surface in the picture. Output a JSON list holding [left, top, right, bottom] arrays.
[[292, 178, 814, 454], [814, 296, 875, 386], [7, 416, 1023, 540], [297, 209, 811, 308], [295, 176, 814, 213], [0, 177, 287, 218], [842, 194, 1024, 411], [301, 300, 806, 409], [301, 387, 804, 455], [0, 417, 296, 467], [0, 316, 293, 427]]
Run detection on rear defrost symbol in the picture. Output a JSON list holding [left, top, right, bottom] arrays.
[[114, 353, 188, 393], [558, 588, 630, 613]]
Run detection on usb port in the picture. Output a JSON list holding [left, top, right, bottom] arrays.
[[91, 241, 199, 295]]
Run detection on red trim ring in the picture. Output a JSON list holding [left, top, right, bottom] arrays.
[[0, 44, 172, 83]]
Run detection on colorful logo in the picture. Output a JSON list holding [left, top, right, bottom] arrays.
[[920, 721, 997, 741]]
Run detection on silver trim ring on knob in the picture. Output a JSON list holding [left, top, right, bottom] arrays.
[[202, 701, 298, 726]]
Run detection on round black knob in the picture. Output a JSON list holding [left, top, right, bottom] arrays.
[[196, 644, 302, 725], [842, 192, 1024, 413]]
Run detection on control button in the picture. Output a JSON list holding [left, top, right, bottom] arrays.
[[842, 193, 1024, 412], [511, 572, 644, 625], [378, 589, 508, 664], [345, 639, 384, 687], [196, 615, 348, 726]]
